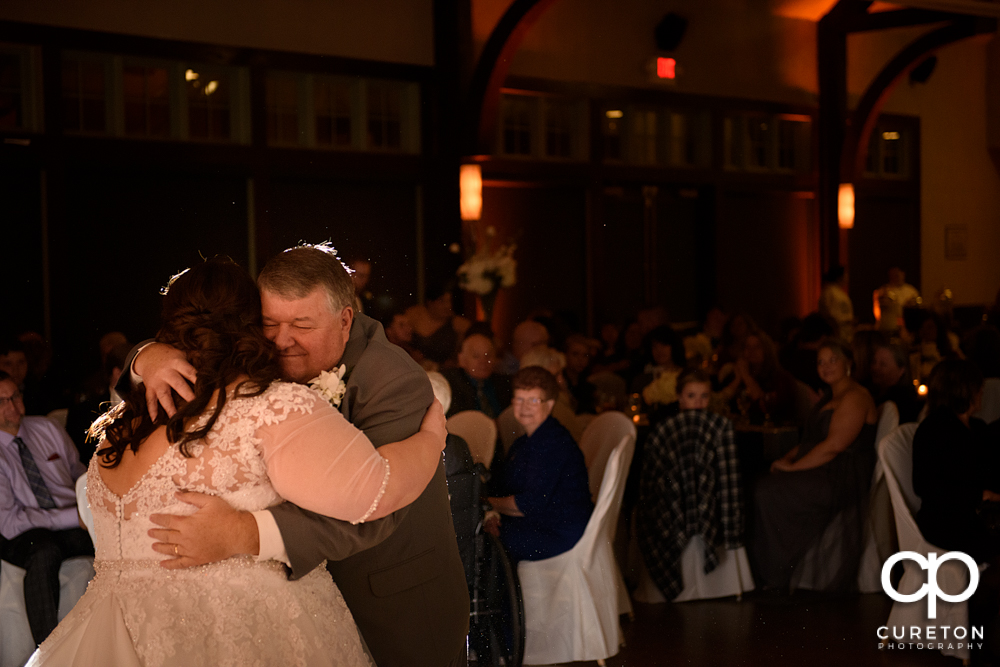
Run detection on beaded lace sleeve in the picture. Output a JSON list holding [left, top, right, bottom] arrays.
[[255, 383, 390, 524]]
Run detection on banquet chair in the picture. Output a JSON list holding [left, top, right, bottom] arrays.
[[516, 431, 635, 666], [632, 532, 754, 603], [578, 411, 635, 500], [0, 557, 95, 667], [856, 401, 900, 592], [446, 410, 497, 470], [879, 423, 971, 663], [588, 372, 627, 408], [797, 402, 899, 592], [975, 377, 1000, 424], [45, 408, 68, 430]]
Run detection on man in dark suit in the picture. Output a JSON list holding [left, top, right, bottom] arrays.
[[443, 333, 512, 418], [127, 245, 469, 667]]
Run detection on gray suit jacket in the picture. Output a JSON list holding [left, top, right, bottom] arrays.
[[267, 314, 469, 667]]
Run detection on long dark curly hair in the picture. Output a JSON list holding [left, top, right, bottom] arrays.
[[93, 257, 283, 468]]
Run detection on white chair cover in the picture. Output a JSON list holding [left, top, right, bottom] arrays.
[[0, 556, 95, 667], [517, 433, 635, 665], [857, 401, 900, 593], [496, 406, 521, 457], [76, 473, 96, 543], [633, 536, 754, 603], [976, 377, 1000, 424], [45, 409, 68, 430], [446, 411, 497, 469], [879, 423, 971, 662], [578, 411, 634, 501]]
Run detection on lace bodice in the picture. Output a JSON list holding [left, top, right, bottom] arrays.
[[87, 381, 387, 561], [31, 382, 377, 667]]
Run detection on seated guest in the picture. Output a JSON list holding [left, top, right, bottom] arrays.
[[486, 367, 593, 562], [718, 329, 795, 424], [913, 360, 1000, 661], [442, 333, 512, 418], [752, 338, 878, 591], [0, 338, 29, 404], [0, 371, 93, 646], [636, 368, 743, 599], [64, 342, 130, 464], [405, 284, 470, 367], [562, 334, 597, 414], [591, 322, 627, 375], [913, 360, 999, 562], [915, 312, 960, 379], [632, 326, 685, 402], [519, 346, 583, 443], [499, 319, 550, 375], [870, 342, 921, 423]]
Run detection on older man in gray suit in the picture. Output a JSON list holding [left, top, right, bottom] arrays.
[[126, 245, 469, 667]]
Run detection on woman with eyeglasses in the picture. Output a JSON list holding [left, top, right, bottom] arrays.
[[486, 366, 593, 562]]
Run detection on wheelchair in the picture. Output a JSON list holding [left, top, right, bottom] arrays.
[[444, 434, 524, 667]]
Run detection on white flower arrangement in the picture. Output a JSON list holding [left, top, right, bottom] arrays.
[[309, 364, 348, 408], [457, 243, 517, 296]]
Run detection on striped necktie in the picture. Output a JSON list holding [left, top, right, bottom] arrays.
[[14, 437, 56, 509]]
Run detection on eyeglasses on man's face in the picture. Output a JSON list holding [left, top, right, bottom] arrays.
[[0, 391, 23, 408]]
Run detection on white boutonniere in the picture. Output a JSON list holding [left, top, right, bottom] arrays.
[[309, 365, 348, 407]]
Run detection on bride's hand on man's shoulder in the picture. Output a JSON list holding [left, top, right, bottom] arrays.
[[136, 342, 198, 420], [421, 399, 448, 447]]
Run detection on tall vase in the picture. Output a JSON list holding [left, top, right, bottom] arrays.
[[479, 291, 497, 325]]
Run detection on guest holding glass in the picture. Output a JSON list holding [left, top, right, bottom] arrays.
[[752, 338, 878, 591], [486, 367, 593, 563]]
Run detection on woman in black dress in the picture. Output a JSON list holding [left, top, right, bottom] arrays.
[[752, 338, 878, 590]]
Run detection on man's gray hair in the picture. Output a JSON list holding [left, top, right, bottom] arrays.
[[258, 242, 355, 314]]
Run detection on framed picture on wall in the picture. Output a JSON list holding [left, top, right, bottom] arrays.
[[945, 224, 968, 260]]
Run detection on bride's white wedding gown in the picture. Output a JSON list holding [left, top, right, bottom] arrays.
[[28, 381, 391, 667]]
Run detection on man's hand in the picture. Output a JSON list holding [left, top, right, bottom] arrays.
[[149, 492, 260, 570], [135, 343, 197, 420]]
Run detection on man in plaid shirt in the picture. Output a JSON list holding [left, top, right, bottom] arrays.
[[636, 369, 743, 600]]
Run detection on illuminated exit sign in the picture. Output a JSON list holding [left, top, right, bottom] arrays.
[[656, 57, 676, 79]]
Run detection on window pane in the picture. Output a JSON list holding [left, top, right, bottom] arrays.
[[63, 57, 106, 134], [747, 117, 770, 168], [602, 110, 622, 161], [0, 53, 23, 130], [631, 110, 657, 165], [545, 100, 573, 158], [124, 65, 170, 138], [187, 68, 230, 141], [882, 132, 901, 174], [266, 74, 299, 145], [367, 83, 402, 150], [315, 79, 352, 148], [501, 96, 533, 156]]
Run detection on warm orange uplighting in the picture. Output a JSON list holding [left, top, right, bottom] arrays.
[[656, 57, 676, 79], [460, 164, 482, 221], [917, 384, 928, 397], [838, 183, 855, 229], [632, 414, 641, 423], [605, 109, 624, 119]]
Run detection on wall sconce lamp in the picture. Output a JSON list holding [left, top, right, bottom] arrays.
[[838, 183, 855, 229], [460, 164, 482, 221]]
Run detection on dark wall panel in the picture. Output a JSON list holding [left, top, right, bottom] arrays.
[[54, 168, 249, 380], [1, 160, 43, 339], [267, 179, 419, 321]]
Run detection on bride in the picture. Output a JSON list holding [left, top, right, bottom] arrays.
[[27, 257, 447, 667]]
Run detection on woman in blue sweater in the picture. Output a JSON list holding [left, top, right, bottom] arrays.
[[487, 366, 593, 562]]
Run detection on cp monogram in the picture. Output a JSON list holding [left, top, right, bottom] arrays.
[[881, 551, 979, 619]]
